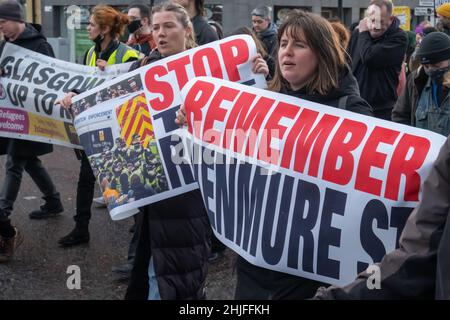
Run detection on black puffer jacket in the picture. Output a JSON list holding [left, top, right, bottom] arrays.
[[192, 14, 219, 46], [0, 23, 55, 157], [125, 50, 211, 300], [348, 18, 407, 113], [280, 66, 374, 117]]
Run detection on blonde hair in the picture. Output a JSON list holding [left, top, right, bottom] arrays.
[[152, 2, 197, 50], [268, 10, 347, 95]]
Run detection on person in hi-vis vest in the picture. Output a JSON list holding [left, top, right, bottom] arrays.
[[57, 5, 139, 247]]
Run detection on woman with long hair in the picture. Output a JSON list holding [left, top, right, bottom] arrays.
[[178, 9, 372, 300], [124, 2, 269, 300], [235, 9, 372, 300]]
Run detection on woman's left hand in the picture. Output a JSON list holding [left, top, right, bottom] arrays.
[[251, 54, 269, 77], [96, 59, 107, 71]]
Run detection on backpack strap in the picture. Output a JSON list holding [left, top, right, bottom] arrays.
[[338, 95, 349, 109], [115, 43, 127, 63]]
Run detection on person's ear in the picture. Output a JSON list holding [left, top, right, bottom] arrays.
[[102, 25, 111, 36], [186, 26, 192, 38]]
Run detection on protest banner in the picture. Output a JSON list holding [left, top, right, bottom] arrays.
[[180, 76, 448, 286], [0, 43, 132, 148], [72, 35, 267, 220]]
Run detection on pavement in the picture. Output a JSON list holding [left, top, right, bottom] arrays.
[[0, 146, 236, 300]]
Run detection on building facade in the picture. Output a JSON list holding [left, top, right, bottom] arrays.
[[37, 0, 434, 61]]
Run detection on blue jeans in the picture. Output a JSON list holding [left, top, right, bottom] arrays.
[[148, 256, 161, 300]]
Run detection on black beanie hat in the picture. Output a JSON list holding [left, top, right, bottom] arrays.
[[416, 32, 450, 65], [0, 0, 24, 22]]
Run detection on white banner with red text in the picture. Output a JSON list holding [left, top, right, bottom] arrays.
[[180, 77, 447, 286]]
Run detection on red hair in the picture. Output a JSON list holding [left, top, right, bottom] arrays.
[[91, 5, 129, 39]]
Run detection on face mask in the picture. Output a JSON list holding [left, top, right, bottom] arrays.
[[425, 65, 450, 83], [93, 34, 104, 46], [127, 19, 142, 34]]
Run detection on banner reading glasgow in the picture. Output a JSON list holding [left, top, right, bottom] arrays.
[[180, 77, 448, 286], [0, 43, 132, 148], [71, 35, 267, 220]]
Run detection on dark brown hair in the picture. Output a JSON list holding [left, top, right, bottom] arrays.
[[268, 10, 347, 95], [195, 0, 205, 16]]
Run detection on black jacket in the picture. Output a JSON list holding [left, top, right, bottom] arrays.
[[0, 23, 55, 157], [348, 18, 407, 112], [280, 67, 374, 117], [192, 14, 219, 46], [126, 50, 211, 300]]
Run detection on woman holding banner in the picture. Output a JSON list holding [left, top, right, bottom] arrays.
[[234, 9, 373, 300], [236, 10, 374, 300], [122, 2, 210, 300], [176, 9, 373, 300], [57, 5, 139, 247], [124, 2, 269, 300]]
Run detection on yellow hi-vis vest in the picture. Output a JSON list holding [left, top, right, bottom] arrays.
[[85, 42, 139, 66]]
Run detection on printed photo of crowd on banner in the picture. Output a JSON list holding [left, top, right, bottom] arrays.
[[79, 91, 169, 211], [89, 133, 169, 210], [71, 74, 143, 117]]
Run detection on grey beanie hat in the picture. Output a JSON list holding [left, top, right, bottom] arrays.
[[0, 0, 25, 22]]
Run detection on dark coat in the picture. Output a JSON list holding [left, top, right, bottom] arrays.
[[192, 14, 219, 46], [392, 66, 429, 126], [126, 50, 211, 300], [125, 191, 211, 300], [348, 18, 407, 113], [0, 23, 55, 157], [280, 66, 374, 117], [314, 135, 450, 299]]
